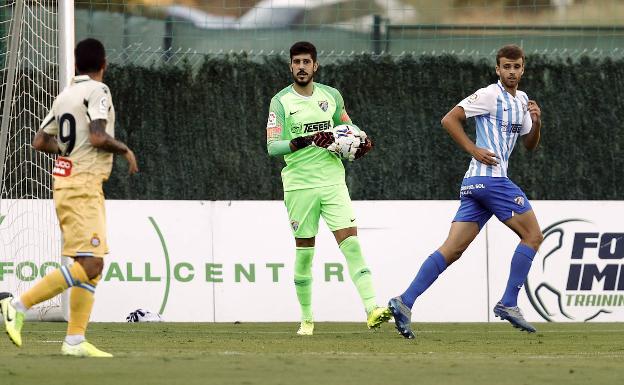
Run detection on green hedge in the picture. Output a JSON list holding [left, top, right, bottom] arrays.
[[103, 54, 624, 200]]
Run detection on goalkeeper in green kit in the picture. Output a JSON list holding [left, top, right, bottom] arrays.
[[266, 41, 391, 335]]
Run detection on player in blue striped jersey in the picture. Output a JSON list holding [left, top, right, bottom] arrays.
[[389, 45, 543, 338]]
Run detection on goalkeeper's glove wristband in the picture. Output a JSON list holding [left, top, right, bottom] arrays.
[[312, 131, 335, 148], [290, 135, 314, 150]]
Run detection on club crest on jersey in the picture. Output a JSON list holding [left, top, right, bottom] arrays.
[[91, 234, 101, 247], [514, 196, 525, 207], [52, 157, 72, 177], [318, 100, 328, 112], [290, 220, 299, 231]]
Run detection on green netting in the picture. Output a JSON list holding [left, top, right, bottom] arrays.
[[100, 54, 623, 200]]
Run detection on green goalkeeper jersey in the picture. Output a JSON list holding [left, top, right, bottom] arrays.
[[266, 82, 353, 191]]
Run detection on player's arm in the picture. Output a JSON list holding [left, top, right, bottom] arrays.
[[445, 89, 498, 165], [33, 129, 61, 154], [87, 86, 138, 174], [89, 120, 138, 174], [441, 106, 498, 166], [522, 100, 542, 150], [267, 132, 331, 156], [266, 98, 292, 156], [33, 110, 61, 154], [331, 89, 352, 126]]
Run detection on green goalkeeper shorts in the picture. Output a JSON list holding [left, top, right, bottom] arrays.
[[284, 184, 357, 238]]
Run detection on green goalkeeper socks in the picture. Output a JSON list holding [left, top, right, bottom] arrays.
[[294, 247, 314, 321], [339, 236, 377, 313]]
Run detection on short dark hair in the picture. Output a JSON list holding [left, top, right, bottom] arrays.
[[75, 38, 106, 74], [496, 44, 526, 65], [290, 41, 317, 62], [496, 44, 525, 65]]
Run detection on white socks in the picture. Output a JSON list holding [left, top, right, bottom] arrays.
[[65, 334, 86, 345], [11, 298, 27, 313]]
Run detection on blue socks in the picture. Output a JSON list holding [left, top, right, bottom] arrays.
[[400, 244, 536, 310], [400, 251, 447, 308], [501, 243, 536, 307]]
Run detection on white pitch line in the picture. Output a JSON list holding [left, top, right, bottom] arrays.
[[212, 351, 624, 358], [24, 328, 624, 335]]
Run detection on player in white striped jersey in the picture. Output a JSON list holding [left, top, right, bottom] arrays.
[[459, 80, 532, 178], [388, 45, 543, 338]]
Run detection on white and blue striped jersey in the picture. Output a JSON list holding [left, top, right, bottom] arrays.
[[457, 81, 533, 178]]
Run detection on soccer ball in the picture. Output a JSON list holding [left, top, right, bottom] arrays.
[[327, 124, 367, 161]]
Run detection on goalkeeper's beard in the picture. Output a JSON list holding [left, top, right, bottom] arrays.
[[292, 71, 315, 87]]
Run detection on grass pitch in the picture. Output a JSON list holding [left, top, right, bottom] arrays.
[[1, 322, 622, 385]]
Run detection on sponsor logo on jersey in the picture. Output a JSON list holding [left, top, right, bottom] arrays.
[[514, 196, 525, 207], [303, 121, 330, 133], [290, 220, 299, 231], [467, 93, 479, 103], [526, 219, 624, 322], [267, 112, 277, 128], [318, 100, 328, 112], [52, 157, 73, 177], [291, 122, 302, 134], [501, 121, 523, 133], [266, 126, 282, 141]]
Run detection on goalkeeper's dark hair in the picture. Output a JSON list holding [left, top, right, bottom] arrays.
[[496, 44, 525, 65], [290, 41, 317, 62], [75, 38, 106, 74]]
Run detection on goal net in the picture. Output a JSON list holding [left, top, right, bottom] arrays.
[[0, 0, 73, 321]]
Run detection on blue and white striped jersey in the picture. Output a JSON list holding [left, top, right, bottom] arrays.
[[458, 80, 533, 178]]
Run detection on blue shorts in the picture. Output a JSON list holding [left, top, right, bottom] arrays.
[[453, 176, 532, 229]]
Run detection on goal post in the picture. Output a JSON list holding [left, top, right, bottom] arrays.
[[0, 0, 74, 321], [59, 0, 74, 90]]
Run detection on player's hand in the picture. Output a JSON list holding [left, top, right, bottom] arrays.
[[354, 137, 373, 159], [124, 149, 139, 175], [471, 147, 498, 166], [312, 131, 335, 148], [528, 100, 541, 124]]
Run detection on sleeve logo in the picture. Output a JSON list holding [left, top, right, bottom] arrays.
[[267, 112, 277, 128], [99, 96, 109, 114], [467, 93, 479, 103]]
